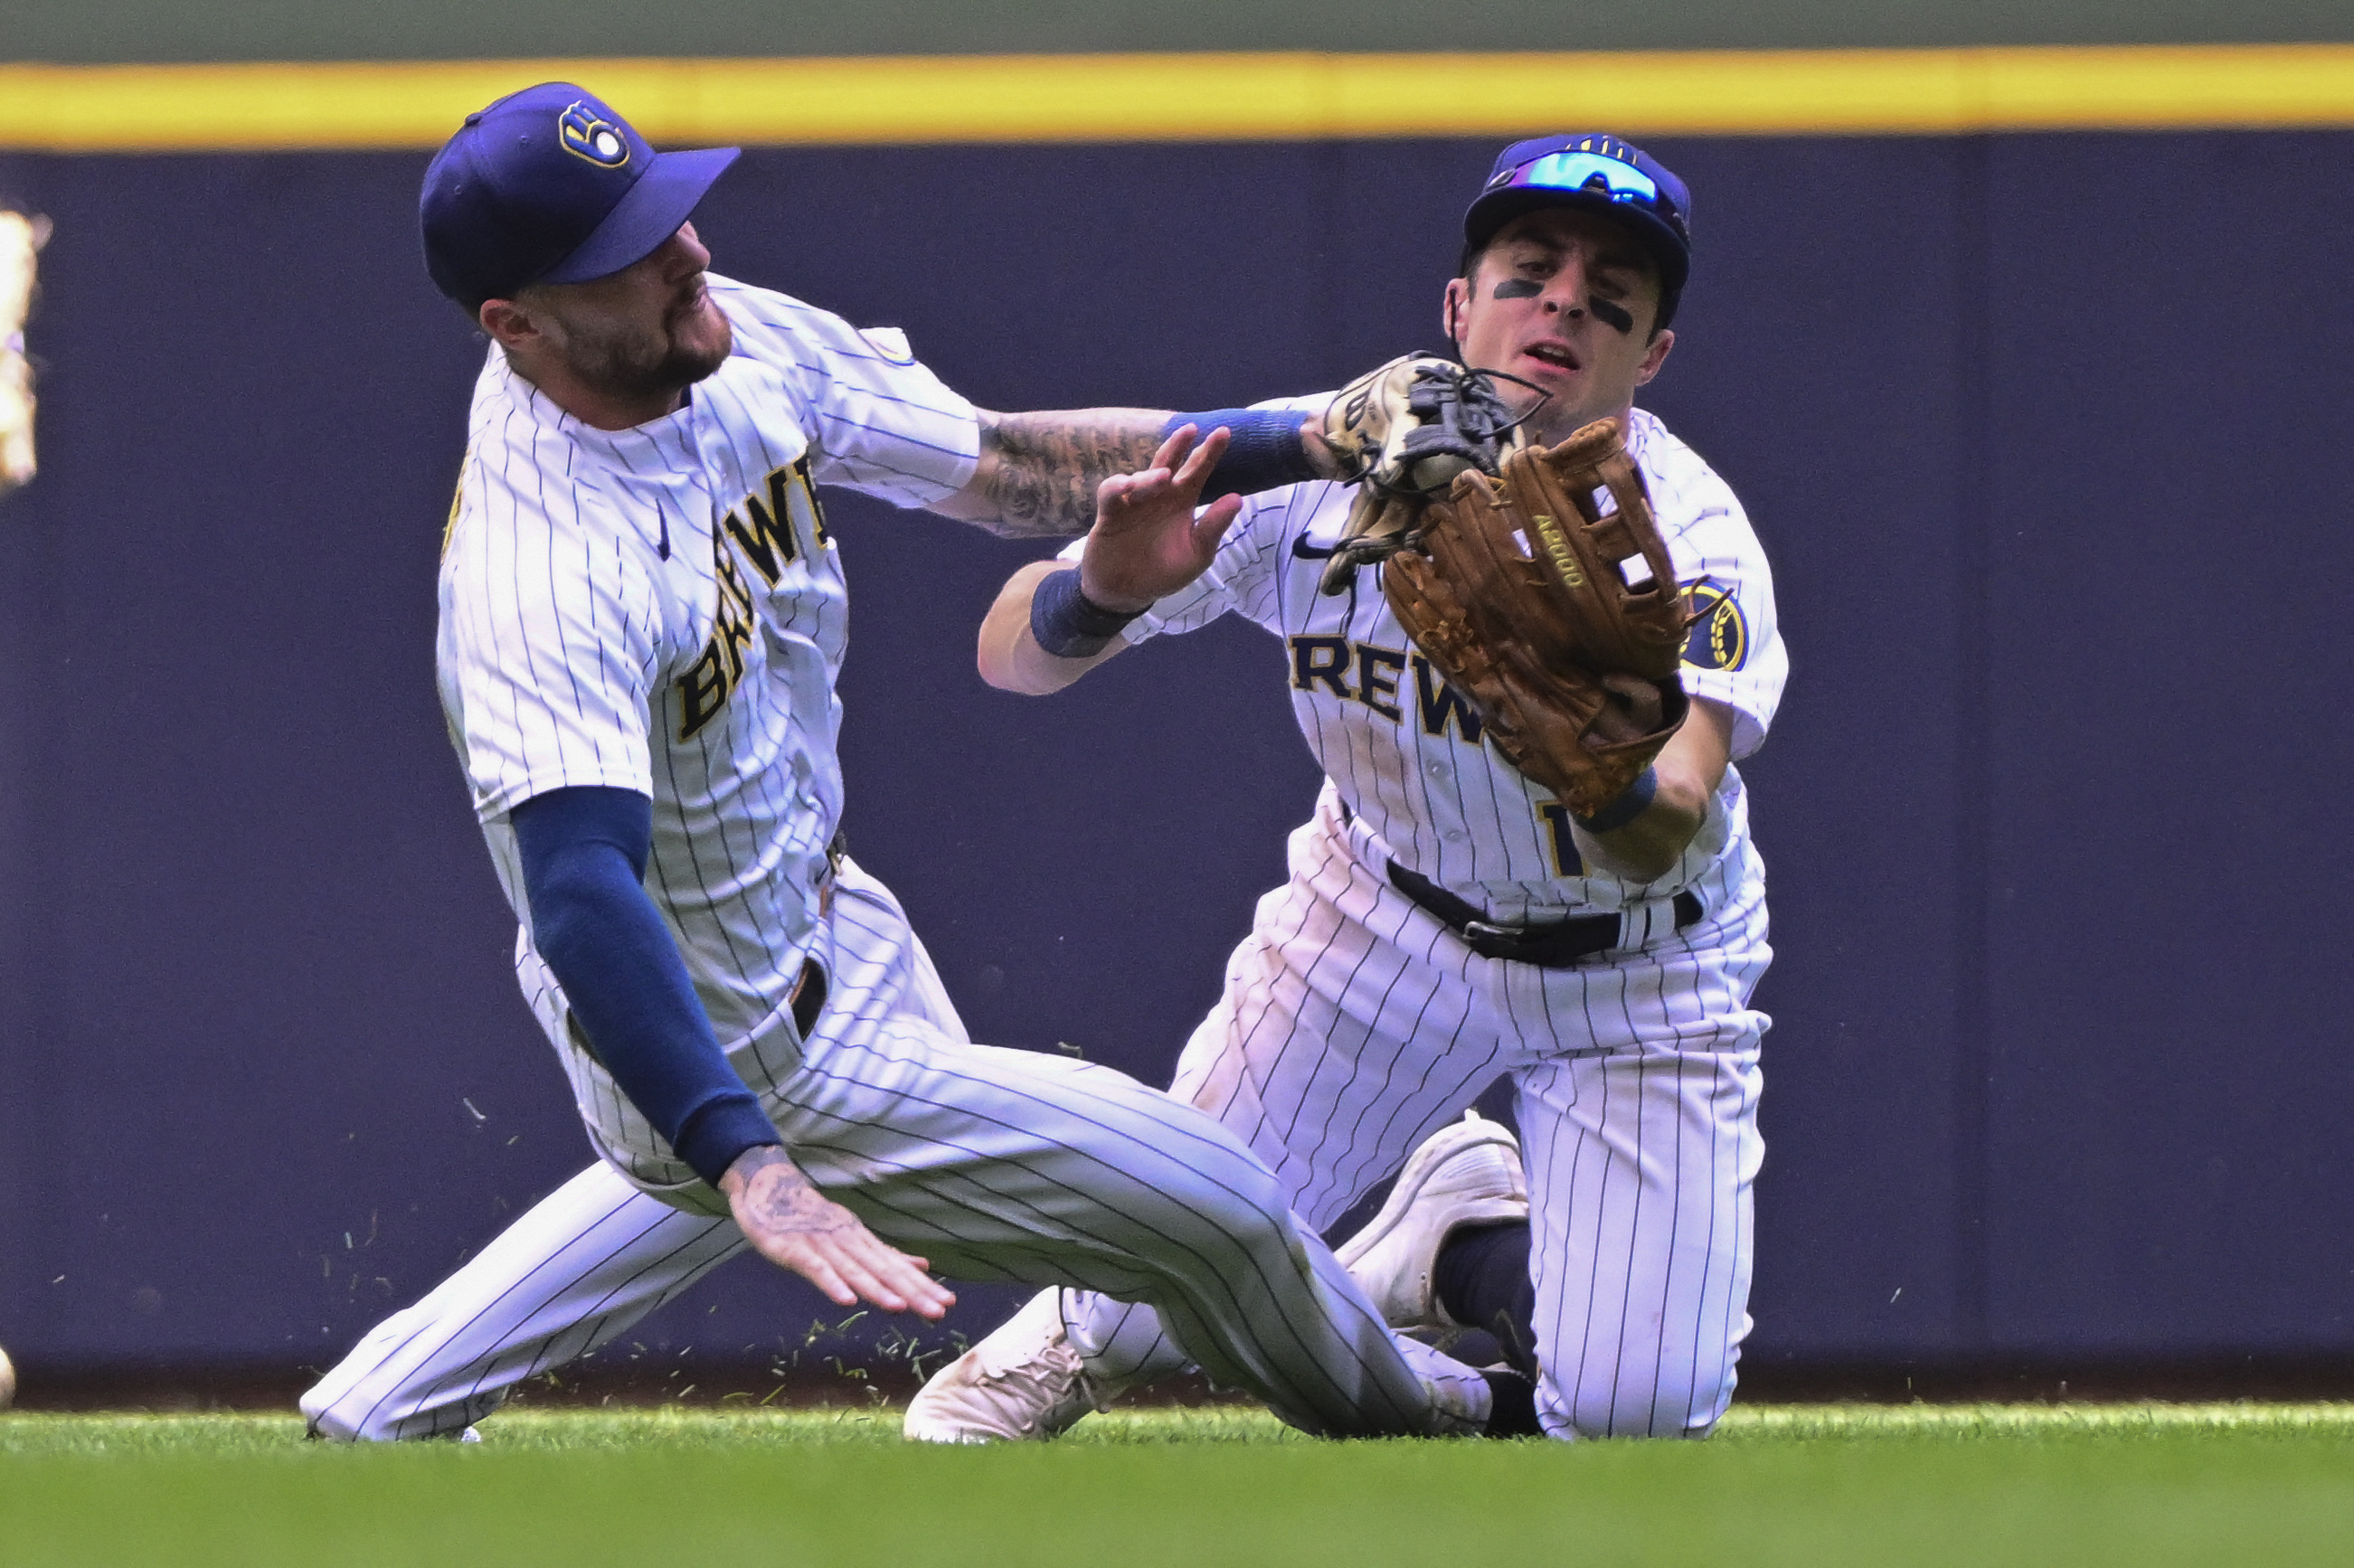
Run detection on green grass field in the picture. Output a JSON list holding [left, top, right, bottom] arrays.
[[5, 1403, 2350, 1567]]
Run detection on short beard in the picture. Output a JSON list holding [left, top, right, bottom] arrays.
[[558, 306, 733, 405]]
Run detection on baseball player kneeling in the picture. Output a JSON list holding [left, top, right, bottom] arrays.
[[910, 134, 1784, 1442]]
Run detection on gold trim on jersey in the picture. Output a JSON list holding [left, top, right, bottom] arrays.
[[676, 535, 760, 741], [440, 458, 467, 560], [721, 458, 828, 587], [3, 46, 2352, 151]]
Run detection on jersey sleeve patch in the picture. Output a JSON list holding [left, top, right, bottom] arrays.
[[1679, 580, 1749, 673]]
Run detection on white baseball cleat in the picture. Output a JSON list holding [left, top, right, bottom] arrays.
[[903, 1290, 1110, 1443], [1335, 1110, 1529, 1337]]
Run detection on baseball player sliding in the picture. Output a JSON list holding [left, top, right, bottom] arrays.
[[905, 135, 1786, 1442], [309, 82, 1528, 1443]]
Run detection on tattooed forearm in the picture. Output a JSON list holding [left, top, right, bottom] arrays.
[[746, 1174, 860, 1238], [723, 1146, 858, 1236], [967, 409, 1172, 538]]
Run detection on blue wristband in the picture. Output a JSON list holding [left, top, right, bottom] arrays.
[[1030, 567, 1142, 659], [1163, 408, 1319, 501], [1572, 766, 1659, 834]]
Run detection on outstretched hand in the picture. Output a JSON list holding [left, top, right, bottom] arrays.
[[1077, 424, 1246, 613], [721, 1147, 955, 1320]]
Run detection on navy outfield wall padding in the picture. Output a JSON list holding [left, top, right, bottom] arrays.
[[0, 134, 2347, 1372]]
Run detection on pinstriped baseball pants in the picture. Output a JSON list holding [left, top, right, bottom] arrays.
[[1068, 793, 1770, 1440], [303, 859, 1483, 1440]]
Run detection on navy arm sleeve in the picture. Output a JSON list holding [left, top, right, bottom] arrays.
[[1161, 408, 1318, 501], [510, 785, 780, 1187]]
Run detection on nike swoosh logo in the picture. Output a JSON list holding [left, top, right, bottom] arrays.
[[1291, 534, 1342, 561]]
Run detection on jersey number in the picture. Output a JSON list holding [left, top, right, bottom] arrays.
[[1537, 803, 1586, 878]]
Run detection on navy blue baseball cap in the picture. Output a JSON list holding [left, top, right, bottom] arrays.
[[1461, 135, 1692, 327], [420, 82, 740, 310]]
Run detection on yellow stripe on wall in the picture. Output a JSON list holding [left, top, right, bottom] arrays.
[[2, 45, 2351, 152]]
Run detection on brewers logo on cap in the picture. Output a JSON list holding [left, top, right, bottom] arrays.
[[560, 101, 630, 168]]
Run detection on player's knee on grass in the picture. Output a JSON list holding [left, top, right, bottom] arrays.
[[1539, 1360, 1736, 1440], [1455, 1242, 1737, 1435]]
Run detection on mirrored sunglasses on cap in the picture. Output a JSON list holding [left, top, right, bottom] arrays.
[[1489, 150, 1684, 231]]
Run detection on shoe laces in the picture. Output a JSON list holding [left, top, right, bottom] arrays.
[[976, 1337, 1100, 1430]]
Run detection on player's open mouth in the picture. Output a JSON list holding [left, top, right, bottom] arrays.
[[1522, 342, 1581, 372]]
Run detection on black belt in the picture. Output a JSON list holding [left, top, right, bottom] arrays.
[[789, 955, 828, 1038], [1387, 861, 1702, 967], [570, 955, 828, 1067]]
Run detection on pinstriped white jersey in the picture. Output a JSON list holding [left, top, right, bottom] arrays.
[[1101, 405, 1785, 922], [437, 276, 979, 1120]]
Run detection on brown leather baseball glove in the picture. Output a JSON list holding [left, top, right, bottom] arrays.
[[1385, 417, 1693, 819]]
